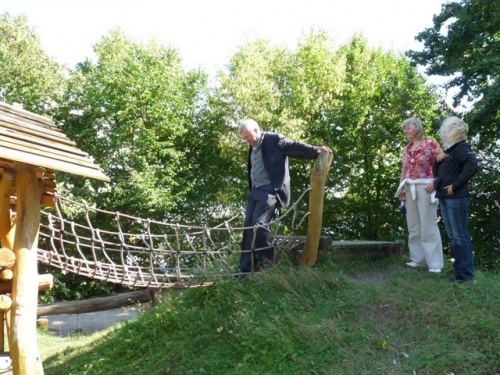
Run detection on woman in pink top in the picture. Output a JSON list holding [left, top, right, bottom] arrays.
[[395, 117, 445, 273]]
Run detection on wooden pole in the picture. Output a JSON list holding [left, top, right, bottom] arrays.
[[0, 170, 16, 249], [0, 294, 12, 353], [10, 162, 44, 375], [300, 151, 333, 266]]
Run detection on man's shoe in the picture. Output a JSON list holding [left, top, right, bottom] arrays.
[[256, 258, 275, 271], [231, 269, 249, 279]]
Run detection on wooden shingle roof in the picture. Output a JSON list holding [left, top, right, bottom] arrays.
[[0, 101, 109, 204]]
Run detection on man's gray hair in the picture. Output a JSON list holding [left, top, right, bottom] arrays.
[[238, 119, 260, 134]]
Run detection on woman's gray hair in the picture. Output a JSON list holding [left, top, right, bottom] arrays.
[[439, 116, 468, 147], [402, 117, 424, 139], [238, 119, 260, 134]]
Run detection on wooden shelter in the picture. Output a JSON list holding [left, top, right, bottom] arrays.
[[0, 101, 109, 375]]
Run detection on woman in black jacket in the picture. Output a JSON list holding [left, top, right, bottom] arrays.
[[433, 117, 478, 283]]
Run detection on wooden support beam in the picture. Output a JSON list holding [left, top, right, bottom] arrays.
[[0, 294, 12, 354], [0, 170, 16, 249], [10, 162, 44, 375], [300, 151, 333, 266]]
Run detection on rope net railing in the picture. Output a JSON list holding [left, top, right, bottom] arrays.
[[37, 189, 312, 288]]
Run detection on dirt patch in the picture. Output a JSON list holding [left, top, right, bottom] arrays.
[[348, 269, 387, 285]]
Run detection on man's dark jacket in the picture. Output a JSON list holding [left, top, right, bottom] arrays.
[[247, 132, 319, 207]]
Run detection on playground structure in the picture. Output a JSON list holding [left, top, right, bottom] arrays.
[[0, 102, 109, 374], [0, 101, 333, 374], [37, 190, 313, 289]]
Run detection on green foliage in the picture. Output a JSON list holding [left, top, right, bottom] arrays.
[[408, 0, 500, 122], [219, 33, 447, 240], [40, 261, 500, 374], [54, 29, 231, 225], [0, 12, 66, 114], [2, 10, 497, 298]]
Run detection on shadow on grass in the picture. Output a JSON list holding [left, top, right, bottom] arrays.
[[41, 258, 500, 375]]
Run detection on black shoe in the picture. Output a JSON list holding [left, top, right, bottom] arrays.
[[256, 259, 275, 271], [231, 269, 249, 279], [449, 275, 473, 284], [441, 270, 458, 278]]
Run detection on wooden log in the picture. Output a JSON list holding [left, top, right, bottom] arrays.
[[0, 274, 53, 294], [0, 247, 15, 268], [40, 193, 55, 208], [37, 289, 152, 317], [10, 162, 44, 375], [0, 293, 10, 354], [0, 269, 13, 281], [0, 295, 12, 312], [274, 235, 333, 251], [0, 312, 4, 354], [0, 170, 15, 249], [36, 319, 48, 332], [300, 151, 333, 266], [4, 308, 11, 353]]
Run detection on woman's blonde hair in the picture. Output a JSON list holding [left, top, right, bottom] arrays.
[[439, 116, 468, 148]]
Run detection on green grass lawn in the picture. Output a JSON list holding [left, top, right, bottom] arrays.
[[38, 257, 500, 375]]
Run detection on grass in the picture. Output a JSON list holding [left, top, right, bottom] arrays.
[[38, 256, 500, 375]]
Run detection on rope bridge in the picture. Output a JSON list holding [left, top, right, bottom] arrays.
[[37, 190, 312, 288]]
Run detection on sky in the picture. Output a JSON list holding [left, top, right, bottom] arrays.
[[1, 0, 446, 76]]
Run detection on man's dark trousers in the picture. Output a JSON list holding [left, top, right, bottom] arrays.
[[239, 184, 278, 272]]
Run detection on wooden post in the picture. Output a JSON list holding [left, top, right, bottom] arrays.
[[0, 294, 12, 353], [299, 151, 333, 266], [10, 162, 44, 375], [0, 170, 16, 249]]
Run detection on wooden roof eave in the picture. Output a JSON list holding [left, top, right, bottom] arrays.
[[0, 101, 110, 183], [0, 148, 110, 182]]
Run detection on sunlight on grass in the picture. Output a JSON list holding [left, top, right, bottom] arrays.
[[39, 260, 500, 375]]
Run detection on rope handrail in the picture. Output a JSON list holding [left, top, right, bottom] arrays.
[[37, 188, 312, 288]]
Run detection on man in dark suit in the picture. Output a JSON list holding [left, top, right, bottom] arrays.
[[237, 119, 332, 273]]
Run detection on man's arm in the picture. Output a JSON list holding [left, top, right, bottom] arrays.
[[277, 134, 331, 159]]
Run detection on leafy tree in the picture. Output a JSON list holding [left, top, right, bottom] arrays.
[[0, 12, 66, 114], [56, 29, 229, 226], [408, 0, 500, 126], [323, 36, 448, 240], [218, 33, 447, 241], [408, 0, 499, 268]]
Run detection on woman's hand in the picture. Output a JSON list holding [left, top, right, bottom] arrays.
[[425, 184, 435, 193], [436, 152, 448, 162]]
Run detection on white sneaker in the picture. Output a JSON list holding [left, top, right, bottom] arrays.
[[429, 268, 442, 273], [406, 261, 420, 268]]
